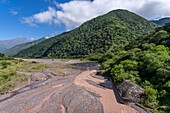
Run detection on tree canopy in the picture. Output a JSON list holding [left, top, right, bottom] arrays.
[[98, 23, 170, 112], [15, 9, 157, 58]]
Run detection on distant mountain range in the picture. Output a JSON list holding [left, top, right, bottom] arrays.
[[3, 37, 47, 56], [151, 17, 170, 26], [15, 9, 157, 58], [0, 38, 34, 52]]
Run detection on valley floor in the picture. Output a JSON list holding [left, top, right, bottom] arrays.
[[0, 59, 139, 113]]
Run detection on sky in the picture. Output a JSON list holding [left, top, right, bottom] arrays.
[[0, 0, 170, 40]]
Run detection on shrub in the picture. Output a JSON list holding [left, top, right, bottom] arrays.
[[2, 65, 7, 69], [88, 55, 101, 61], [144, 88, 157, 103], [32, 61, 37, 64]]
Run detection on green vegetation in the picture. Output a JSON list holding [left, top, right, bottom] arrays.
[[0, 52, 5, 57], [0, 57, 29, 94], [15, 9, 157, 58], [7, 9, 169, 112], [3, 37, 46, 57], [20, 62, 51, 72], [96, 23, 170, 112], [0, 55, 50, 94]]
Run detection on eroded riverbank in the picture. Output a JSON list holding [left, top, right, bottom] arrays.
[[0, 59, 137, 113]]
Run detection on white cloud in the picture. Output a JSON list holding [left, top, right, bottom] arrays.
[[33, 7, 57, 24], [137, 0, 170, 19], [44, 36, 50, 39], [30, 38, 35, 41], [22, 17, 37, 27], [10, 10, 18, 15], [22, 7, 58, 26], [22, 0, 170, 29]]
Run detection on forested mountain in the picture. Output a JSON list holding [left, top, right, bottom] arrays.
[[3, 37, 47, 57], [15, 9, 157, 58], [152, 17, 170, 26], [0, 38, 33, 51], [97, 23, 170, 112], [125, 23, 170, 50]]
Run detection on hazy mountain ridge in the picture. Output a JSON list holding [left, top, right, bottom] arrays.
[[15, 9, 157, 58], [3, 37, 46, 57], [152, 17, 170, 26], [0, 38, 34, 51]]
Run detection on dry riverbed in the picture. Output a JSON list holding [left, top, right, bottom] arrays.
[[0, 59, 139, 113]]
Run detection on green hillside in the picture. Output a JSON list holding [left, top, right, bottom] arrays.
[[3, 37, 46, 57], [152, 17, 170, 26], [98, 23, 170, 112], [15, 9, 157, 58], [125, 23, 170, 50]]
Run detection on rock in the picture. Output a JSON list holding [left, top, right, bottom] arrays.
[[62, 85, 103, 113], [0, 93, 12, 102], [117, 80, 144, 103], [31, 72, 48, 81]]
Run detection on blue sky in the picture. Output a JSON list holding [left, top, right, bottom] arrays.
[[0, 0, 68, 40], [0, 0, 170, 40]]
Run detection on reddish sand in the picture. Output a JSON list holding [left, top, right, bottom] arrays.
[[74, 70, 137, 113]]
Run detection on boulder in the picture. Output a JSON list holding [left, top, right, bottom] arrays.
[[31, 72, 48, 81], [117, 80, 144, 103]]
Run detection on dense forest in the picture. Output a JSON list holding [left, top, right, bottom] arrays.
[[15, 9, 157, 58], [3, 37, 46, 57], [92, 23, 170, 113]]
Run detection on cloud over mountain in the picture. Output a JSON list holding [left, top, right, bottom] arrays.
[[22, 0, 170, 29]]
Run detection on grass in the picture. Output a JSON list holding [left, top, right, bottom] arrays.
[[0, 59, 30, 94], [0, 59, 50, 94], [20, 63, 51, 72], [50, 63, 75, 76]]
